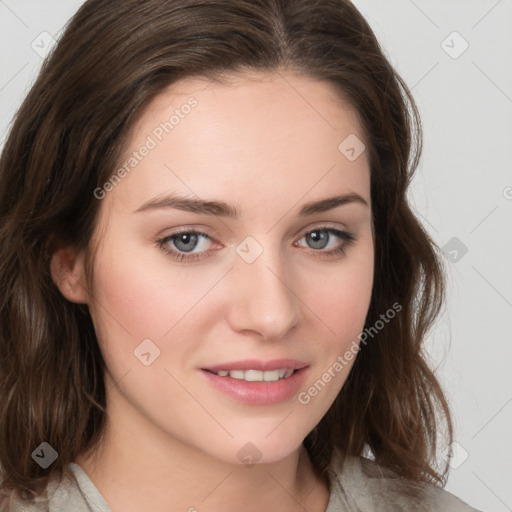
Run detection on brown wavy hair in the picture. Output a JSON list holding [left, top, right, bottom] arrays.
[[0, 0, 452, 502]]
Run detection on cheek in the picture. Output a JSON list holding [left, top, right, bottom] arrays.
[[305, 240, 374, 346], [87, 234, 230, 379], [88, 225, 373, 366], [295, 246, 373, 418], [86, 240, 180, 376], [90, 259, 169, 340], [89, 235, 212, 339]]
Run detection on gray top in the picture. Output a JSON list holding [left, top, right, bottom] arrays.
[[1, 453, 482, 511]]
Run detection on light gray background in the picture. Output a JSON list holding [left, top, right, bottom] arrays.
[[1, 1, 511, 510]]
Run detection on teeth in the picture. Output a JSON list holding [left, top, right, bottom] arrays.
[[213, 368, 296, 381]]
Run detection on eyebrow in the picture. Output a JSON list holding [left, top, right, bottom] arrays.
[[132, 192, 368, 217]]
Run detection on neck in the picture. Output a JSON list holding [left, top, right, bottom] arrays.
[[75, 377, 330, 512]]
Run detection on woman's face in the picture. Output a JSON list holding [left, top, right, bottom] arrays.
[[86, 70, 374, 465]]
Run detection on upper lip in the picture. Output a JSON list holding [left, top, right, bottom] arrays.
[[202, 359, 309, 372]]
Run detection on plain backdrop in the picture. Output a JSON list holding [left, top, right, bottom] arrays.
[[1, 1, 511, 510]]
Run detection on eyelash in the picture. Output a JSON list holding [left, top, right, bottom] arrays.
[[155, 226, 356, 263]]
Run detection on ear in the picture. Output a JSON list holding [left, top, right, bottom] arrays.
[[50, 246, 90, 304]]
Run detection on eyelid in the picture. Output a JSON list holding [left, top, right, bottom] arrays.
[[156, 223, 356, 262], [156, 222, 348, 245], [156, 224, 216, 238], [294, 226, 356, 250], [294, 221, 348, 237]]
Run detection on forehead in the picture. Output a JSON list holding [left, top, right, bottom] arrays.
[[108, 70, 370, 214]]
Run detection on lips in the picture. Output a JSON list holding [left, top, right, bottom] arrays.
[[200, 365, 310, 405], [201, 358, 309, 373]]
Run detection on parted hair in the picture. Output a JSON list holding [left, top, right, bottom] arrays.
[[0, 0, 452, 502]]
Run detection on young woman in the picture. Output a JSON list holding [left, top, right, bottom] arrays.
[[0, 0, 482, 510]]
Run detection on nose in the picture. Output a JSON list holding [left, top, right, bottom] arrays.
[[225, 244, 302, 340]]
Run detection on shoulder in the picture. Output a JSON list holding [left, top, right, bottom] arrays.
[[0, 464, 109, 512], [0, 486, 50, 512], [326, 452, 484, 512]]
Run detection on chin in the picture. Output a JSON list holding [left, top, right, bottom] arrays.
[[198, 427, 307, 467]]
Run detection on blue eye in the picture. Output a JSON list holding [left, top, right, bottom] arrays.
[[157, 230, 214, 261], [296, 227, 356, 257], [172, 232, 203, 252], [156, 226, 356, 263]]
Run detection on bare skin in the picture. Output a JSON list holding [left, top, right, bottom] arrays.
[[53, 69, 374, 512]]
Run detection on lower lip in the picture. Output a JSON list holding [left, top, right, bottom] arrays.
[[200, 367, 310, 405]]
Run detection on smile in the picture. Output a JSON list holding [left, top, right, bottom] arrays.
[[205, 368, 296, 381]]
